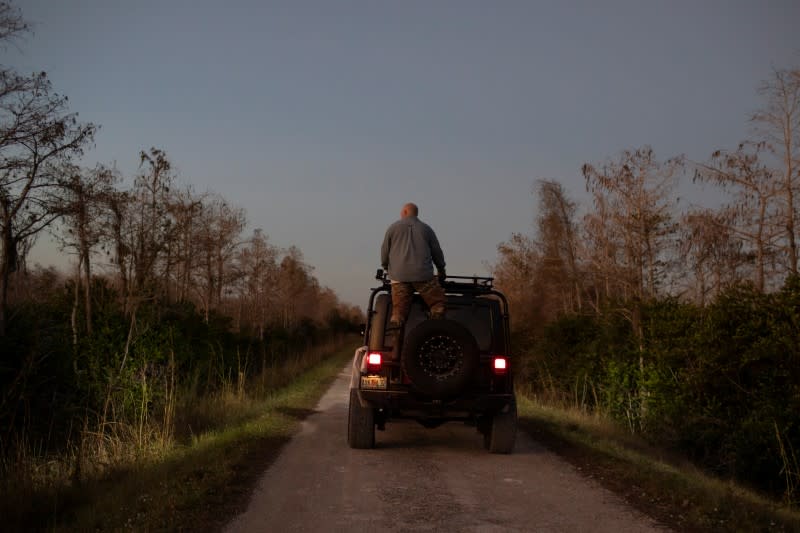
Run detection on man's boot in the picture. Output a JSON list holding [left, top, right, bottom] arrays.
[[429, 306, 446, 320]]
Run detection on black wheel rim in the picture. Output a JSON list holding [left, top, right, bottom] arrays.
[[417, 334, 463, 381]]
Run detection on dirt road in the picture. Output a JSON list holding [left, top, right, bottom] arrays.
[[225, 367, 668, 532]]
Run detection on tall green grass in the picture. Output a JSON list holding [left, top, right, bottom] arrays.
[[0, 337, 355, 531], [518, 394, 800, 531]]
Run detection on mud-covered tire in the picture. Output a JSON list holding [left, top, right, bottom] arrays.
[[347, 389, 375, 449], [401, 319, 479, 399], [487, 401, 517, 454]]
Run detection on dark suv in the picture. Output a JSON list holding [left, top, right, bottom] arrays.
[[347, 271, 517, 453]]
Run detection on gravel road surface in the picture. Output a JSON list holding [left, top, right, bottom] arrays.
[[225, 366, 669, 532]]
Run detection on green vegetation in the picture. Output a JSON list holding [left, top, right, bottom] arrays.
[[2, 1, 799, 528], [0, 6, 364, 531], [1, 341, 354, 531], [518, 396, 800, 532], [514, 277, 800, 506], [490, 63, 800, 522]]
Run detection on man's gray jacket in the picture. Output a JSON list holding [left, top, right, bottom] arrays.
[[381, 215, 445, 282]]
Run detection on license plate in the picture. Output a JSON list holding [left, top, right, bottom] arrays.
[[360, 375, 387, 390]]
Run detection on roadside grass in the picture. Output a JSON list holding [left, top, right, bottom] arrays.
[[517, 394, 800, 532], [11, 339, 798, 532], [2, 342, 354, 532]]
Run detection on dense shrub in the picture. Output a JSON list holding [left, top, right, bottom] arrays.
[[525, 276, 800, 502], [0, 282, 358, 459]]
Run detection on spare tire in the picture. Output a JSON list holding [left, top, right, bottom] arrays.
[[401, 319, 479, 398]]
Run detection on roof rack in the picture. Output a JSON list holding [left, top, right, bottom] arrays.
[[444, 275, 494, 288], [374, 269, 495, 291]]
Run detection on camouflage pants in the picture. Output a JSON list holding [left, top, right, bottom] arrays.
[[390, 278, 446, 324]]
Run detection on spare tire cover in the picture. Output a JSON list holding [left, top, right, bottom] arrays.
[[401, 319, 479, 398]]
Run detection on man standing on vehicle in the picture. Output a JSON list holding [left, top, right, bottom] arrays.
[[381, 202, 447, 330]]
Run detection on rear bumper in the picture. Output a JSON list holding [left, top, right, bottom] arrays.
[[358, 388, 514, 418]]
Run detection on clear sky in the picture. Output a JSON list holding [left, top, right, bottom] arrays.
[[8, 0, 800, 307]]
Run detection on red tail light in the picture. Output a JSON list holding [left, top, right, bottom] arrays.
[[367, 352, 382, 373], [493, 356, 508, 375]]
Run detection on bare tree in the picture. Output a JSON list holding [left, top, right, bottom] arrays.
[[492, 232, 540, 331], [194, 194, 246, 321], [582, 146, 683, 304], [132, 148, 175, 295], [536, 179, 583, 313], [751, 66, 800, 275], [107, 187, 131, 307], [107, 148, 176, 313], [582, 193, 625, 311], [0, 2, 27, 45], [56, 164, 118, 339], [0, 70, 95, 335], [236, 229, 279, 339], [276, 246, 313, 330], [312, 286, 340, 325], [678, 209, 746, 304], [695, 142, 780, 292], [165, 185, 204, 304]]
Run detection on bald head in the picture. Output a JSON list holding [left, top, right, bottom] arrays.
[[401, 202, 419, 218]]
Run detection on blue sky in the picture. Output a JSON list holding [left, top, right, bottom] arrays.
[[9, 0, 800, 306]]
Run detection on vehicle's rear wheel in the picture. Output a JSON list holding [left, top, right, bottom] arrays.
[[347, 389, 375, 449], [487, 401, 517, 454], [401, 319, 479, 399]]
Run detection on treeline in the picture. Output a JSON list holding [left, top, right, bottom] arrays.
[[0, 1, 361, 482], [494, 66, 800, 503]]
